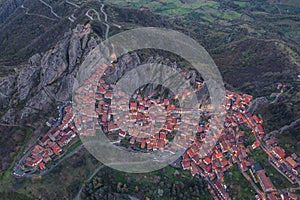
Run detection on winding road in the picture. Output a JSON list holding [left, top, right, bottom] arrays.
[[85, 0, 110, 40], [100, 3, 110, 40], [66, 0, 80, 8], [75, 164, 105, 200], [39, 0, 62, 19], [20, 4, 58, 21]]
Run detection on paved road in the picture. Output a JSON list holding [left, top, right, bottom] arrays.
[[85, 1, 110, 40], [86, 9, 101, 21], [13, 144, 84, 178], [75, 164, 105, 200], [256, 130, 300, 187], [39, 0, 61, 19], [100, 3, 110, 40], [12, 101, 70, 178], [241, 168, 265, 198], [66, 0, 80, 8], [21, 4, 58, 21]]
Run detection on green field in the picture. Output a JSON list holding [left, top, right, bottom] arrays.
[[249, 149, 294, 190], [82, 166, 213, 199], [224, 165, 256, 199], [104, 0, 220, 16]]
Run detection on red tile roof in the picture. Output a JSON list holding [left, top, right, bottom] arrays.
[[51, 144, 62, 155], [187, 149, 195, 158], [130, 102, 137, 108], [104, 91, 113, 99], [286, 156, 298, 169], [141, 140, 146, 149], [157, 139, 165, 150], [203, 157, 211, 165], [190, 162, 201, 176], [181, 159, 191, 170], [273, 146, 286, 159], [38, 162, 46, 170], [256, 170, 276, 192], [32, 145, 44, 155], [107, 122, 119, 132], [119, 131, 126, 137], [253, 114, 262, 124]]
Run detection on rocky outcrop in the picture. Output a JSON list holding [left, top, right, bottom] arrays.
[[247, 97, 268, 113], [0, 75, 15, 110], [17, 64, 40, 101], [1, 24, 100, 123], [106, 53, 141, 84], [40, 39, 69, 86], [0, 0, 24, 24]]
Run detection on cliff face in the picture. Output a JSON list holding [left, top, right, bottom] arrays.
[[0, 24, 100, 124], [0, 0, 24, 24]]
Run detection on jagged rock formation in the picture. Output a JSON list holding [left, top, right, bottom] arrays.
[[0, 23, 209, 125], [1, 24, 100, 124], [0, 75, 15, 110], [247, 97, 268, 113], [105, 53, 141, 84]]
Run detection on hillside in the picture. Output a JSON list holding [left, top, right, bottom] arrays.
[[0, 0, 299, 199]]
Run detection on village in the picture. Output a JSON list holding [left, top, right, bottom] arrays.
[[14, 62, 300, 200], [14, 103, 78, 175], [85, 63, 300, 200], [180, 89, 300, 200]]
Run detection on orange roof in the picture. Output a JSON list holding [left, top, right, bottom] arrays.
[[273, 146, 286, 159], [286, 156, 298, 169], [181, 159, 191, 170], [107, 122, 119, 131], [256, 170, 275, 192], [51, 144, 62, 155], [190, 162, 201, 176], [257, 124, 264, 132], [215, 152, 223, 159], [203, 157, 211, 165], [253, 114, 262, 123], [38, 162, 46, 170], [252, 141, 260, 149], [32, 145, 44, 154], [141, 140, 146, 148], [187, 149, 195, 158], [221, 159, 229, 166]]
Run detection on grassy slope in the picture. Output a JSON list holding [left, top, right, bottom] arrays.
[[0, 148, 100, 199], [249, 149, 294, 190], [82, 166, 212, 200], [224, 165, 256, 199]]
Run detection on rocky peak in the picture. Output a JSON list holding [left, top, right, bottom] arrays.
[[1, 24, 100, 123]]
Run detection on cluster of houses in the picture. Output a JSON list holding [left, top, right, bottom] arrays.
[[180, 89, 299, 200], [71, 62, 300, 199], [23, 105, 76, 171], [124, 97, 181, 152], [94, 74, 198, 152], [250, 162, 298, 200], [73, 64, 109, 136], [266, 136, 300, 184], [20, 59, 300, 199]]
